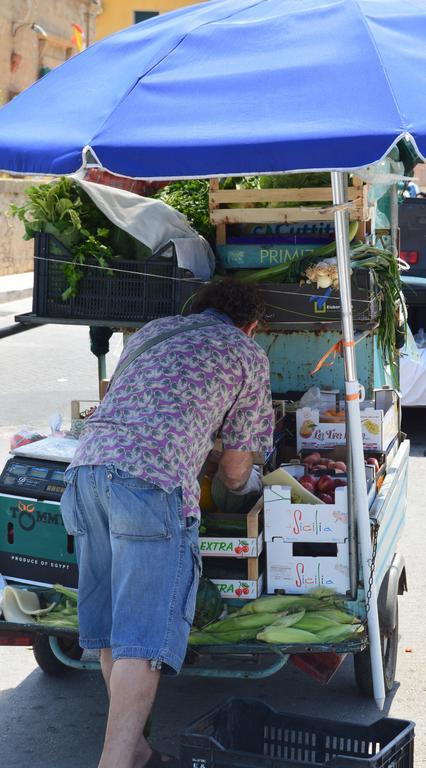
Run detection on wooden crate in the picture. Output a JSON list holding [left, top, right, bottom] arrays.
[[70, 399, 99, 437], [209, 177, 370, 246]]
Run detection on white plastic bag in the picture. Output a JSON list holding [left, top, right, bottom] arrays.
[[299, 387, 322, 409]]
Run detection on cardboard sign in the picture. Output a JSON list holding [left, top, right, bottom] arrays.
[[0, 494, 77, 588], [211, 572, 264, 599], [264, 485, 349, 543], [266, 540, 350, 595]]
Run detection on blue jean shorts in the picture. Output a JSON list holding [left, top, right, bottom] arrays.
[[60, 464, 201, 674]]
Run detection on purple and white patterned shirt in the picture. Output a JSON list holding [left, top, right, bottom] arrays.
[[70, 310, 273, 517]]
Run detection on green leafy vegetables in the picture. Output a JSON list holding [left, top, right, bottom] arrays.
[[10, 177, 117, 299]]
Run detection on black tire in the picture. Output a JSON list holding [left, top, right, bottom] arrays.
[[354, 602, 399, 697], [32, 634, 83, 676]]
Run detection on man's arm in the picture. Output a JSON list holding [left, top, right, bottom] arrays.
[[215, 449, 254, 490]]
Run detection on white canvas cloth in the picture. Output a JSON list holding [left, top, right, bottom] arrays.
[[401, 327, 426, 407], [73, 176, 215, 280]]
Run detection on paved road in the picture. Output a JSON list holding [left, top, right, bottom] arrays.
[[0, 298, 425, 767]]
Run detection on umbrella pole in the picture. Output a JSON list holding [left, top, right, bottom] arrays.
[[331, 171, 385, 710]]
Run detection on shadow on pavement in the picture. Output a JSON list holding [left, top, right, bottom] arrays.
[[0, 664, 106, 768]]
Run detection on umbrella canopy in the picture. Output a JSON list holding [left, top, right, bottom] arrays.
[[0, 0, 425, 179]]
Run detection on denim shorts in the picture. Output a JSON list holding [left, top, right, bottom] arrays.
[[60, 464, 201, 674]]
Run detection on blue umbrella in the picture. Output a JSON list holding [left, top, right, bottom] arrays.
[[0, 0, 425, 178]]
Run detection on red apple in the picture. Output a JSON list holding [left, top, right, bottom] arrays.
[[334, 461, 347, 472], [318, 492, 334, 504], [301, 473, 318, 487], [302, 452, 321, 466], [366, 457, 380, 472], [314, 464, 328, 471], [299, 476, 316, 494], [324, 459, 336, 470], [317, 475, 335, 494]]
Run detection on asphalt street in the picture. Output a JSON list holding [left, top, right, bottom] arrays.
[[0, 297, 425, 767]]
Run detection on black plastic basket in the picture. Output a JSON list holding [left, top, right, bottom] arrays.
[[180, 698, 414, 768], [33, 233, 198, 323], [257, 270, 380, 326]]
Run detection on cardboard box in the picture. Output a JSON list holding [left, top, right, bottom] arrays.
[[264, 485, 349, 543], [0, 494, 78, 588], [200, 499, 263, 557], [216, 243, 327, 269], [266, 539, 350, 595], [202, 547, 264, 599], [210, 572, 264, 600], [296, 389, 399, 452], [200, 533, 263, 558]]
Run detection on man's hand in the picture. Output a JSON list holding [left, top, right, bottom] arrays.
[[216, 449, 254, 490]]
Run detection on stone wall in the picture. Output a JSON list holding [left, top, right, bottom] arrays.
[[0, 178, 39, 275], [0, 1, 99, 274], [0, 1, 98, 106]]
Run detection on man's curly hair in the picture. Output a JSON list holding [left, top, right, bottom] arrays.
[[190, 278, 264, 327]]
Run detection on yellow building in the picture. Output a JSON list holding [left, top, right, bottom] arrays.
[[96, 1, 201, 40]]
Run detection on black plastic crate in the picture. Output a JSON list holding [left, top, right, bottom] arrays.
[[33, 233, 199, 323], [180, 698, 414, 768], [257, 270, 380, 326]]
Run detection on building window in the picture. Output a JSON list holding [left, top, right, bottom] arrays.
[[134, 11, 159, 24]]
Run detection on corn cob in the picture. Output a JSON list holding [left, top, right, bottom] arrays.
[[269, 610, 306, 627], [53, 584, 78, 603], [202, 612, 279, 634], [238, 595, 323, 616], [291, 614, 341, 633], [189, 628, 259, 645], [315, 624, 363, 643], [318, 609, 360, 625], [257, 627, 319, 644]]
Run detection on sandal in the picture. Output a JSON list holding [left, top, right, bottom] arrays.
[[144, 749, 179, 768]]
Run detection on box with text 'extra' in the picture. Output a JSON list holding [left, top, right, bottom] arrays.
[[263, 485, 349, 544]]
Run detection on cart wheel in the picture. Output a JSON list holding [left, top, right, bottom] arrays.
[[354, 602, 399, 697], [33, 635, 83, 676]]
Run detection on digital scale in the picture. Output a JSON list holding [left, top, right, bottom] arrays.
[[0, 456, 67, 502], [0, 451, 78, 588]]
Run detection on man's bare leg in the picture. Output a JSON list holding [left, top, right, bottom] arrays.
[[97, 658, 160, 768], [100, 648, 113, 698]]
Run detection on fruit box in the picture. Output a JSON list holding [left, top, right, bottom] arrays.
[[266, 538, 350, 595], [263, 485, 349, 544], [296, 389, 399, 452], [210, 572, 264, 600], [0, 493, 78, 588], [202, 553, 264, 599], [200, 499, 263, 558]]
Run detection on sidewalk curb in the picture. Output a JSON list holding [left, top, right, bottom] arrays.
[[0, 287, 33, 305]]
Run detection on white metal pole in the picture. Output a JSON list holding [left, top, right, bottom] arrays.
[[331, 171, 385, 710]]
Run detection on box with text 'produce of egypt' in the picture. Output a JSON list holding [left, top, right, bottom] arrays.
[[0, 494, 77, 588]]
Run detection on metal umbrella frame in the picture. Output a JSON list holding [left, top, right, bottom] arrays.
[[331, 173, 385, 708]]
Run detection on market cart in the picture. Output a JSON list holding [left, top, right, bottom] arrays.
[[0, 168, 410, 710], [0, 0, 424, 715]]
